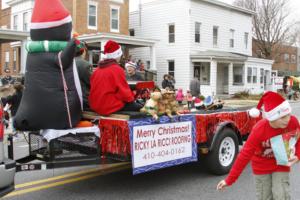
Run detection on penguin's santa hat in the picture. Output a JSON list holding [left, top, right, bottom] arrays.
[[249, 91, 291, 121], [30, 0, 71, 30]]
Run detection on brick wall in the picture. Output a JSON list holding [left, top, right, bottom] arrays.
[[0, 5, 12, 76], [1, 43, 20, 75], [62, 0, 129, 35], [252, 39, 298, 72]]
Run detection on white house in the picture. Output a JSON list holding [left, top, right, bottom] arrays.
[[129, 0, 273, 95]]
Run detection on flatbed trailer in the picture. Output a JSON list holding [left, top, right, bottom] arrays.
[[0, 106, 259, 197]]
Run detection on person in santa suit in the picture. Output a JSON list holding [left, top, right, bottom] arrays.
[[217, 91, 300, 200], [89, 40, 142, 116], [14, 0, 82, 130]]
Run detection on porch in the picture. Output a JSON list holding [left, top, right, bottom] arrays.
[[190, 51, 273, 96], [78, 33, 157, 71]]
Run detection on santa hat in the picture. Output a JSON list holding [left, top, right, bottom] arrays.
[[249, 91, 291, 121], [104, 40, 123, 59], [125, 61, 137, 69], [194, 97, 203, 107], [30, 0, 72, 30]]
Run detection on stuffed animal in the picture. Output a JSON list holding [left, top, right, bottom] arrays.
[[140, 91, 162, 120], [159, 89, 180, 119]]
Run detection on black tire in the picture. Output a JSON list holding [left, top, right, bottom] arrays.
[[205, 128, 239, 175]]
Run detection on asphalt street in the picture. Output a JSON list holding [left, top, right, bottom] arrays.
[[3, 101, 300, 200]]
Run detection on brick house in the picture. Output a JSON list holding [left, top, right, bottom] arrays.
[[0, 0, 156, 75], [252, 39, 299, 76]]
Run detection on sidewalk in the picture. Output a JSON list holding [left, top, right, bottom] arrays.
[[224, 99, 258, 108]]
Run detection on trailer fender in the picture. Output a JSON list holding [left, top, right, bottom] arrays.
[[209, 121, 242, 151]]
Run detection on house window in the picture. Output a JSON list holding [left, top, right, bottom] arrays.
[[88, 1, 97, 29], [247, 67, 252, 83], [195, 22, 201, 43], [284, 53, 289, 63], [244, 32, 249, 49], [260, 68, 264, 84], [129, 29, 135, 36], [168, 60, 175, 77], [230, 29, 234, 48], [13, 49, 17, 72], [13, 15, 18, 30], [4, 51, 9, 72], [194, 62, 210, 85], [111, 6, 119, 32], [253, 67, 257, 83], [291, 54, 296, 63], [23, 12, 28, 31], [168, 24, 175, 43], [213, 26, 218, 47], [233, 64, 244, 85]]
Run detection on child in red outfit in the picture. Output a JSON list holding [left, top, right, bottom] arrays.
[[89, 40, 142, 115], [217, 91, 299, 200]]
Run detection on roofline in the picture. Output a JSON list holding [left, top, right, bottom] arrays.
[[0, 28, 29, 40], [200, 0, 255, 15], [139, 0, 255, 16], [7, 0, 32, 6], [78, 33, 158, 47], [247, 57, 274, 64]]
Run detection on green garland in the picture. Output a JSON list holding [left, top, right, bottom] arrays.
[[26, 40, 84, 53]]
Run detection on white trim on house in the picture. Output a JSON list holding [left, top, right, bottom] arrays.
[[87, 0, 98, 30], [110, 5, 120, 33], [79, 32, 158, 47]]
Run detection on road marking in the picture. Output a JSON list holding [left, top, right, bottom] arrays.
[[15, 162, 130, 189], [5, 162, 131, 198]]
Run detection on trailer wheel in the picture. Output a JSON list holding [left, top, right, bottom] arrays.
[[206, 128, 239, 175]]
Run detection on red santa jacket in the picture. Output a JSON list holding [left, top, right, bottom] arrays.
[[225, 115, 300, 186], [89, 59, 134, 115]]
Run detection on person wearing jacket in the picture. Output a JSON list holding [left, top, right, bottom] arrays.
[[176, 88, 184, 105], [89, 40, 142, 116], [75, 42, 92, 111], [189, 77, 201, 97], [217, 91, 300, 200]]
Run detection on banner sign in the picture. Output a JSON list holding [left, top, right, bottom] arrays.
[[128, 115, 197, 175]]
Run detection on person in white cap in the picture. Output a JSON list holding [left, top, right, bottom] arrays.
[[89, 40, 142, 115], [125, 61, 144, 81], [217, 91, 300, 200]]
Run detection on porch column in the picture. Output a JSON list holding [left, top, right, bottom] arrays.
[[228, 63, 233, 94], [210, 60, 217, 96], [150, 45, 156, 70], [20, 40, 27, 74]]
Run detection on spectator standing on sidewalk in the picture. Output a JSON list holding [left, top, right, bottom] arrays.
[[189, 76, 201, 97], [162, 74, 172, 89], [1, 82, 24, 133]]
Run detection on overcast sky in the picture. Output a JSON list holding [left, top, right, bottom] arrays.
[[129, 0, 300, 22]]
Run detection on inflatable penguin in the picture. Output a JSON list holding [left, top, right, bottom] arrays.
[[14, 0, 82, 131]]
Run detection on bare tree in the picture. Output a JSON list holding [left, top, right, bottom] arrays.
[[233, 0, 296, 60]]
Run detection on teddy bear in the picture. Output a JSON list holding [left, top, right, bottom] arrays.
[[159, 89, 180, 119], [140, 91, 162, 120]]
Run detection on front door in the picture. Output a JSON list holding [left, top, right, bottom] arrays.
[[217, 63, 229, 94]]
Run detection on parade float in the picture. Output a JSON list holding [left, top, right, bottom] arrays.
[[0, 0, 260, 197]]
